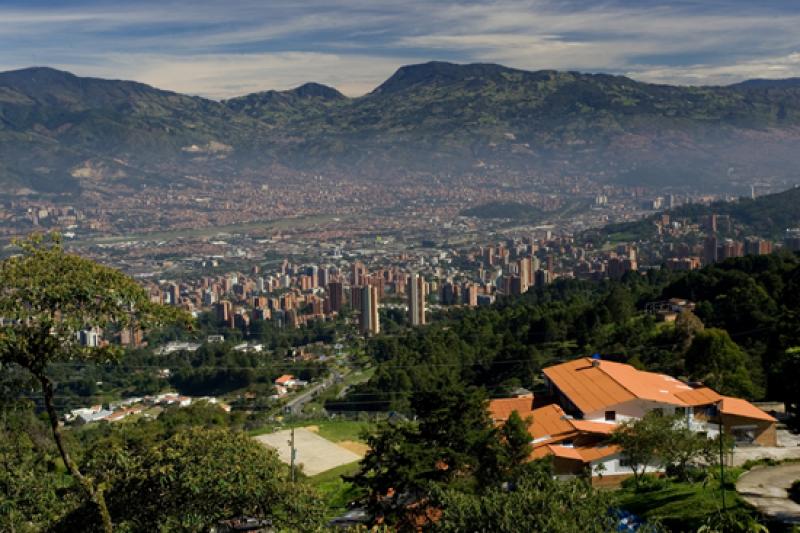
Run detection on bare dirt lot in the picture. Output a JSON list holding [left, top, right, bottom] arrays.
[[254, 427, 363, 476]]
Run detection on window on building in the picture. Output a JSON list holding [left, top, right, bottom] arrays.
[[652, 408, 664, 417], [605, 410, 616, 421]]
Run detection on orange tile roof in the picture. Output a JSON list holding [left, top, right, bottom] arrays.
[[528, 404, 576, 440], [574, 443, 621, 462], [544, 357, 723, 413], [275, 374, 294, 384], [720, 397, 777, 422], [487, 396, 534, 422], [570, 419, 616, 435], [533, 443, 620, 463], [543, 358, 635, 414], [545, 445, 584, 461], [675, 386, 722, 406]]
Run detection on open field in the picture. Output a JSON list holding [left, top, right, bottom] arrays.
[[250, 418, 372, 442], [255, 427, 362, 476]]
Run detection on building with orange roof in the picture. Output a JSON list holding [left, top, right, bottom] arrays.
[[719, 396, 777, 446], [542, 356, 777, 446], [487, 395, 534, 424], [489, 358, 777, 485], [488, 395, 654, 485]]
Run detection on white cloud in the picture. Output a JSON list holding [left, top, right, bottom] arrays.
[[631, 52, 800, 86], [2, 0, 800, 94], [45, 52, 417, 98]]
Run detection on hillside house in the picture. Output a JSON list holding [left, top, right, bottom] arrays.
[[489, 356, 777, 485]]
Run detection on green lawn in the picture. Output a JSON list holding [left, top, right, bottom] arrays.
[[315, 419, 370, 442], [308, 461, 365, 516], [616, 480, 750, 532], [249, 418, 371, 443]]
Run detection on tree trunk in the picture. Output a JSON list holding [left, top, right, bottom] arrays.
[[40, 374, 113, 533]]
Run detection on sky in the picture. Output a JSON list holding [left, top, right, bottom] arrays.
[[1, 0, 799, 99]]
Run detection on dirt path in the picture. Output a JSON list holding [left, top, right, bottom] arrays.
[[736, 463, 800, 524]]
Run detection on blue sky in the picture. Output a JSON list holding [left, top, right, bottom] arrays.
[[1, 0, 799, 98]]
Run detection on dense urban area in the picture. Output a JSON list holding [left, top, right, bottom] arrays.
[[3, 178, 800, 531]]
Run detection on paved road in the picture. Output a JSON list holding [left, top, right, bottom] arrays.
[[283, 373, 338, 415], [736, 463, 800, 524], [254, 428, 362, 476]]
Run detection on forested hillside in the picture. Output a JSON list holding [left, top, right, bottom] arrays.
[[331, 252, 800, 413]]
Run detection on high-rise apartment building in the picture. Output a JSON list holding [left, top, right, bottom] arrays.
[[328, 281, 344, 312], [408, 273, 426, 326], [360, 285, 380, 336]]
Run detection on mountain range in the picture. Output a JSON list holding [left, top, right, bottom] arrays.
[[2, 61, 800, 195]]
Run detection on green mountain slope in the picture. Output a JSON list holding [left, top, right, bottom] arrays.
[[0, 67, 271, 192], [587, 186, 800, 243], [3, 62, 800, 193]]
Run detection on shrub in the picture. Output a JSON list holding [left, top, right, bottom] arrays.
[[789, 480, 800, 505], [622, 474, 670, 493]]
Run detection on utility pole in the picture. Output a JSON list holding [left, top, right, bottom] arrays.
[[289, 426, 296, 482]]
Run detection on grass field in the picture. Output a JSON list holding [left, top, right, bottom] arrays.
[[616, 477, 749, 531], [249, 418, 372, 442]]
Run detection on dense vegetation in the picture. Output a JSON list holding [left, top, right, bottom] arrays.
[[4, 62, 800, 192], [331, 252, 800, 412], [0, 400, 326, 531]]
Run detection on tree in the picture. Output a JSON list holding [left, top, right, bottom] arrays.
[[658, 416, 709, 481], [499, 410, 533, 473], [432, 464, 615, 533], [351, 383, 497, 525], [602, 285, 635, 324], [0, 234, 186, 532], [684, 329, 759, 398], [777, 347, 800, 419], [61, 427, 326, 532], [0, 400, 77, 530], [611, 412, 673, 488], [674, 309, 704, 352], [475, 409, 534, 486]]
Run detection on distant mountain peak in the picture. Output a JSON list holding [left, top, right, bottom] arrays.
[[0, 66, 78, 84], [730, 78, 800, 89], [287, 82, 345, 100], [371, 61, 522, 94]]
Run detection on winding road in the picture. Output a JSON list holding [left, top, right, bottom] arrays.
[[736, 463, 800, 525]]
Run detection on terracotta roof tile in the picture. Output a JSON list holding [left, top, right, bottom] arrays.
[[544, 357, 708, 413], [720, 396, 777, 422], [528, 404, 576, 440], [487, 396, 534, 423], [533, 443, 620, 463], [543, 358, 635, 414], [570, 420, 616, 435], [675, 386, 722, 406]]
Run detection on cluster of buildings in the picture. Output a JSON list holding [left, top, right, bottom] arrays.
[[64, 393, 231, 425], [646, 213, 792, 270], [489, 356, 777, 485]]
